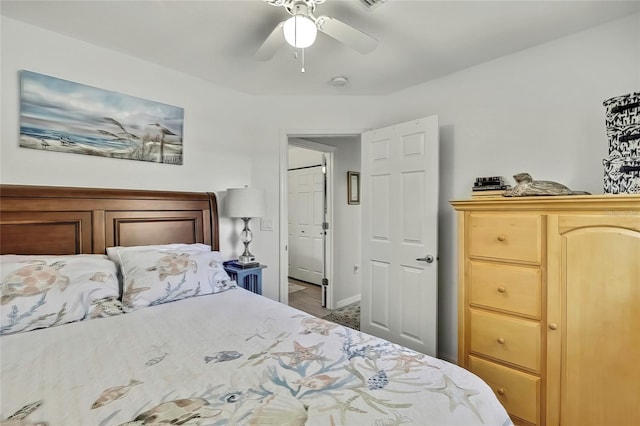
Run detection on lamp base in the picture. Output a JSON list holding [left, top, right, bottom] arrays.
[[238, 254, 256, 264]]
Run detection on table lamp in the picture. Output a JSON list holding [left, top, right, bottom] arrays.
[[226, 187, 267, 265]]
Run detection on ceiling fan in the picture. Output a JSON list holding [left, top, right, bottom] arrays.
[[256, 0, 378, 61]]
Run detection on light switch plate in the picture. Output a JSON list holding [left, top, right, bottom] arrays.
[[261, 217, 273, 231]]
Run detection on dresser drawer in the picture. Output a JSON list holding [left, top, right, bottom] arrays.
[[469, 355, 540, 425], [469, 261, 541, 318], [468, 214, 541, 263], [470, 309, 540, 371]]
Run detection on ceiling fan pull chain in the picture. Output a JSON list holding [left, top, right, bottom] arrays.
[[293, 48, 305, 72]]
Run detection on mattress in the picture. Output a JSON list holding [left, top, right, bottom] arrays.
[[1, 288, 512, 425]]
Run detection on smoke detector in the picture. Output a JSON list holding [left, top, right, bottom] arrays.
[[360, 0, 386, 10], [329, 76, 349, 87]]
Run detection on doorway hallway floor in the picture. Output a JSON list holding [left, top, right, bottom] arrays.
[[287, 278, 331, 318]]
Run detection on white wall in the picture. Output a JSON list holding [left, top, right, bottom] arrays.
[[288, 145, 323, 169], [1, 14, 384, 303], [0, 17, 256, 260], [384, 13, 640, 362], [2, 13, 639, 363], [250, 13, 640, 362]]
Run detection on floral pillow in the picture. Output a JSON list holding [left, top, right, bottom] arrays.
[[0, 255, 120, 335], [118, 249, 235, 310], [106, 243, 211, 267]]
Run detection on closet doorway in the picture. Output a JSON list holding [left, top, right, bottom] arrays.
[[281, 133, 362, 314], [287, 140, 333, 314]]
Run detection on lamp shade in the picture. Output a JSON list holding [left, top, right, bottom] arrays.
[[283, 15, 317, 48], [226, 187, 267, 218]]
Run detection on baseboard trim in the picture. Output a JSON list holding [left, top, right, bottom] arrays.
[[335, 295, 360, 309]]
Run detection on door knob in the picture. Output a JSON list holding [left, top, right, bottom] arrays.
[[416, 255, 434, 263]]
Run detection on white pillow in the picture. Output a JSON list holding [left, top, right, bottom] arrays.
[[0, 255, 120, 335], [118, 249, 234, 310]]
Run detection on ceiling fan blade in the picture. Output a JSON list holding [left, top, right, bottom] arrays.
[[255, 21, 286, 61], [316, 16, 378, 54]]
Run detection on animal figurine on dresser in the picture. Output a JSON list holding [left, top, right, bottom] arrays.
[[503, 173, 573, 196]]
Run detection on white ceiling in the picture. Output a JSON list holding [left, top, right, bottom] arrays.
[[2, 0, 639, 96]]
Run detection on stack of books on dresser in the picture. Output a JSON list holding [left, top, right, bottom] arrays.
[[471, 176, 511, 198]]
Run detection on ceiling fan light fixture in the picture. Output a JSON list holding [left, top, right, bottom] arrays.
[[283, 14, 317, 48]]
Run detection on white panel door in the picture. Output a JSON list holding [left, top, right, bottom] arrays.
[[288, 166, 324, 285], [361, 116, 439, 356]]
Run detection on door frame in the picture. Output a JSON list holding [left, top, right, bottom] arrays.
[[279, 128, 366, 309]]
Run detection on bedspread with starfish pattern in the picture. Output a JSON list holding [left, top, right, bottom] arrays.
[[0, 287, 512, 425]]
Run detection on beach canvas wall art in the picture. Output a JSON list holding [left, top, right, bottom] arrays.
[[19, 70, 184, 165]]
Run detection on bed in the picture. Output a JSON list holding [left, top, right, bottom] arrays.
[[0, 185, 512, 426]]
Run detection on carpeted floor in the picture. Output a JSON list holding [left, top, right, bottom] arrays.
[[322, 302, 360, 331]]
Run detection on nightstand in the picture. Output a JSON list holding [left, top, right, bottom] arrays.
[[223, 262, 266, 295]]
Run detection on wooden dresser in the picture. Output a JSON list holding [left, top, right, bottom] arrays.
[[451, 195, 640, 426]]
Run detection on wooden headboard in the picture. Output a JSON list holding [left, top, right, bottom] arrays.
[[0, 185, 219, 255]]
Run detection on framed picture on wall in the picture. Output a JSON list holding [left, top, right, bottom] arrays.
[[19, 70, 184, 165], [348, 171, 360, 205]]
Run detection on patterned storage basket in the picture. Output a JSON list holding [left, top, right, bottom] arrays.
[[603, 156, 640, 194], [603, 92, 640, 129], [606, 124, 640, 158]]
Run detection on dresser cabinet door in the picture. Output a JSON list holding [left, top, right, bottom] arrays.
[[547, 215, 640, 426]]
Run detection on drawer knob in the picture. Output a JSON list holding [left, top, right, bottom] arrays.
[[549, 323, 558, 330], [497, 388, 505, 396], [497, 287, 506, 293], [497, 337, 505, 344], [497, 235, 506, 242]]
